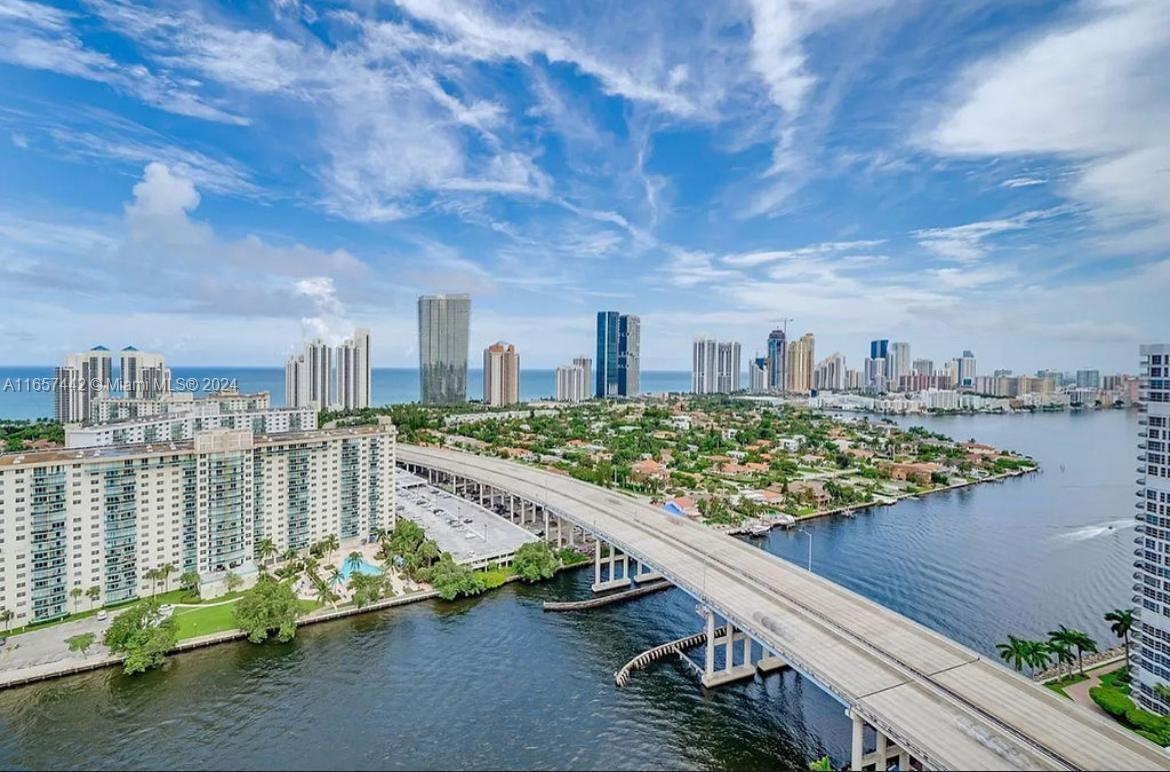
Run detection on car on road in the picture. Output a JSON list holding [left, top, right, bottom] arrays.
[[96, 610, 108, 621], [463, 517, 473, 524]]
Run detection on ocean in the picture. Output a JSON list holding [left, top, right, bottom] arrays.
[[0, 366, 693, 420]]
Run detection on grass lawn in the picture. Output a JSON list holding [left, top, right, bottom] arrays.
[[173, 601, 241, 640], [1044, 672, 1088, 698], [479, 566, 515, 589]]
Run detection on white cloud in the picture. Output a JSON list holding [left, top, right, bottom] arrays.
[[1000, 176, 1046, 189], [928, 0, 1170, 242], [912, 209, 1064, 263], [723, 239, 886, 268]]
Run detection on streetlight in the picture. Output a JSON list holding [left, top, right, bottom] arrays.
[[797, 526, 813, 572]]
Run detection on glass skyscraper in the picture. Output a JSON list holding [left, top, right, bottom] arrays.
[[596, 311, 639, 397], [418, 294, 470, 404], [869, 338, 889, 362], [767, 329, 786, 393]]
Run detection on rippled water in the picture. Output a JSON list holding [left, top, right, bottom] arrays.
[[0, 410, 1136, 770]]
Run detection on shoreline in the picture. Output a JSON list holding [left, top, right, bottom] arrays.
[[0, 560, 591, 692], [724, 466, 1038, 534]]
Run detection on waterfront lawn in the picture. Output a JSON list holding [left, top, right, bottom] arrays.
[[173, 601, 242, 640], [1044, 672, 1087, 698], [479, 566, 515, 590]]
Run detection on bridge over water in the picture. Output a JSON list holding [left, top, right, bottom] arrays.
[[398, 444, 1168, 771]]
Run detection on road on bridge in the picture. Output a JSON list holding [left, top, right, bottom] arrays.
[[399, 444, 1169, 771]]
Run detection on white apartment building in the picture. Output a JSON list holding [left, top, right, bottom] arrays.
[[815, 352, 846, 392], [555, 363, 589, 403], [1135, 343, 1170, 713], [692, 337, 718, 394], [0, 420, 396, 626], [65, 404, 317, 448], [54, 346, 114, 424], [335, 328, 372, 411], [692, 338, 740, 394], [92, 390, 271, 423], [286, 330, 371, 410], [887, 342, 911, 383], [119, 347, 170, 399], [717, 341, 741, 393]]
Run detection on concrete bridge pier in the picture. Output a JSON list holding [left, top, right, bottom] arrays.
[[631, 560, 662, 583], [592, 539, 632, 593], [699, 606, 756, 688], [848, 710, 915, 771]]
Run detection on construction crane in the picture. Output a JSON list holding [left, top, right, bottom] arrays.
[[772, 317, 794, 335]]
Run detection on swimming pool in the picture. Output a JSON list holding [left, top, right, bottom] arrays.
[[335, 558, 383, 583]]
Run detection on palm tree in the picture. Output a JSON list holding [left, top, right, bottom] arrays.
[[1048, 625, 1097, 676], [69, 586, 83, 613], [312, 576, 337, 609], [143, 567, 160, 597], [1023, 639, 1052, 675], [159, 563, 176, 593], [280, 548, 299, 565], [997, 635, 1031, 673], [1047, 639, 1075, 680], [86, 585, 101, 610], [1105, 608, 1135, 671], [257, 538, 278, 566], [1, 607, 14, 633], [324, 534, 340, 563]]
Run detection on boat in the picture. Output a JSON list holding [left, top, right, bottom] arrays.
[[748, 523, 772, 537], [841, 509, 855, 518]]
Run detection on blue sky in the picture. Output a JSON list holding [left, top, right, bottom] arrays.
[[0, 0, 1167, 373]]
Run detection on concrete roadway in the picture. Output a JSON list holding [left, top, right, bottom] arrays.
[[399, 444, 1169, 771]]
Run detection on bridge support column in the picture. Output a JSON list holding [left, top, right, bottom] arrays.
[[632, 560, 662, 583], [850, 712, 864, 772], [592, 540, 632, 593], [698, 608, 756, 688], [543, 509, 549, 537]]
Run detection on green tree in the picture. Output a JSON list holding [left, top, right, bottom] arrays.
[[0, 607, 14, 633], [807, 756, 832, 771], [1104, 608, 1135, 671], [1047, 639, 1076, 680], [256, 538, 278, 566], [69, 586, 83, 613], [142, 567, 161, 597], [322, 533, 340, 563], [345, 551, 365, 575], [512, 542, 557, 583], [224, 571, 243, 594], [232, 575, 300, 643], [179, 570, 201, 599], [423, 553, 486, 601], [66, 632, 96, 658], [86, 585, 101, 609], [348, 572, 390, 608], [1049, 625, 1097, 676], [997, 635, 1031, 673], [158, 563, 176, 593], [103, 600, 178, 675]]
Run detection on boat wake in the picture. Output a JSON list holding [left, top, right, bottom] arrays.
[[1053, 518, 1135, 543]]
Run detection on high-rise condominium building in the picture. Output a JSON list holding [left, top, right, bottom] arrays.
[[285, 339, 332, 409], [957, 350, 977, 389], [749, 356, 769, 393], [913, 358, 934, 376], [555, 360, 590, 403], [483, 341, 520, 406], [767, 329, 787, 393], [0, 420, 397, 627], [786, 333, 815, 393], [54, 346, 113, 423], [717, 341, 741, 393], [596, 311, 639, 397], [1134, 344, 1170, 713], [419, 294, 470, 404], [870, 339, 889, 362], [815, 352, 846, 392], [335, 328, 372, 410], [693, 338, 740, 394], [864, 357, 887, 391], [119, 347, 169, 399], [572, 356, 592, 397], [888, 342, 911, 382], [1076, 369, 1102, 389], [692, 337, 718, 394]]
